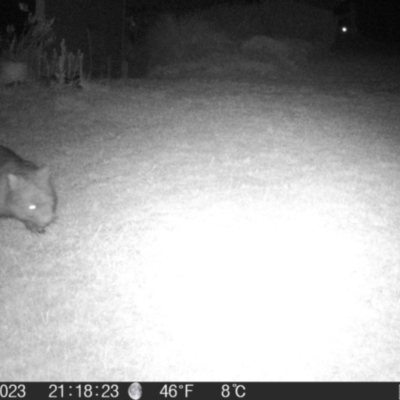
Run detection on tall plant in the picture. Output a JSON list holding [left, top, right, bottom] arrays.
[[1, 14, 55, 63]]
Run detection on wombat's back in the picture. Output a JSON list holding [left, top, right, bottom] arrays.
[[0, 145, 37, 172]]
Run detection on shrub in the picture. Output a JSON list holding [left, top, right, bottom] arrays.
[[146, 13, 234, 68], [0, 15, 55, 63]]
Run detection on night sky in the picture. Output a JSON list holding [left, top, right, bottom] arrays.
[[0, 0, 399, 40]]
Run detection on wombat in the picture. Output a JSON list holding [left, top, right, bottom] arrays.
[[0, 145, 57, 233]]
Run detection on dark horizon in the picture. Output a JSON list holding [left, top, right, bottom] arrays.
[[0, 0, 400, 41]]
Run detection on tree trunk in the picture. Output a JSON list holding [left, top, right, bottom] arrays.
[[35, 0, 46, 19]]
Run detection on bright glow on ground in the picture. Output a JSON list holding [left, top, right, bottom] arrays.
[[137, 200, 372, 379]]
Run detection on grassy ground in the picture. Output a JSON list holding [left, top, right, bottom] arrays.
[[0, 45, 400, 381]]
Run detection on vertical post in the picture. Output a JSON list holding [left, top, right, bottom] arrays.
[[107, 57, 112, 80], [35, 0, 46, 19], [121, 0, 127, 79], [349, 0, 357, 36], [122, 61, 128, 79]]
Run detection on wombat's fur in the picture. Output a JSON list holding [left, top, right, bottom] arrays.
[[0, 145, 57, 233]]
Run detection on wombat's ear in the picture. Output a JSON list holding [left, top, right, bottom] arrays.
[[37, 165, 51, 180], [7, 174, 20, 190]]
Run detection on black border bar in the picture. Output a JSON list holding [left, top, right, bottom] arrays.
[[0, 382, 399, 400]]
